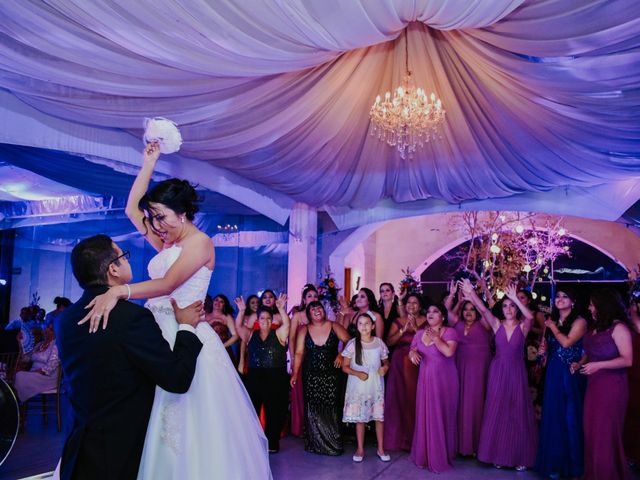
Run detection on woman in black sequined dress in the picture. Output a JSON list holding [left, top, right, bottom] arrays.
[[291, 301, 351, 455], [236, 294, 291, 453]]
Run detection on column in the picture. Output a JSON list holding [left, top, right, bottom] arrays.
[[287, 203, 317, 307]]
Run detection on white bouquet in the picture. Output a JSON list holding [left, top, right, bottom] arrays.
[[143, 117, 183, 154]]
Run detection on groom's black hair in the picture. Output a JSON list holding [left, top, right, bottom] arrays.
[[71, 234, 120, 289]]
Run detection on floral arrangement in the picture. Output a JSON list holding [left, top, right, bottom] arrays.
[[318, 268, 341, 313], [399, 267, 422, 294], [447, 211, 571, 296], [143, 117, 183, 154]]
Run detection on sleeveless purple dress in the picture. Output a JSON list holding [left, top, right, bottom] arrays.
[[583, 325, 631, 480], [409, 327, 459, 472], [454, 321, 492, 456], [477, 324, 537, 467], [383, 319, 420, 451]]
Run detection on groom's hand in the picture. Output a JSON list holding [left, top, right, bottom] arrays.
[[171, 298, 205, 328]]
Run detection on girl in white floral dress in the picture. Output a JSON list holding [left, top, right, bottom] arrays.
[[341, 312, 390, 462]]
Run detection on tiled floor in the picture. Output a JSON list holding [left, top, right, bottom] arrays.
[[3, 422, 640, 480]]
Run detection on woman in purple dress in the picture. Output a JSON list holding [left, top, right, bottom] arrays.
[[625, 299, 640, 466], [445, 280, 492, 457], [408, 303, 459, 472], [378, 283, 404, 343], [461, 280, 537, 470], [383, 293, 426, 451], [572, 288, 633, 480]]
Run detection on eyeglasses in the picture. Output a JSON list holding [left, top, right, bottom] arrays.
[[109, 250, 130, 265]]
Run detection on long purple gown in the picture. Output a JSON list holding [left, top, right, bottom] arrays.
[[383, 319, 419, 451], [477, 324, 537, 468], [454, 321, 492, 456], [583, 325, 631, 480], [409, 328, 459, 472]]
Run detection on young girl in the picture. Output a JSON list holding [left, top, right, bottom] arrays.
[[341, 312, 390, 462]]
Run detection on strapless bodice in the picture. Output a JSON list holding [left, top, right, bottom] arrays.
[[146, 245, 212, 310]]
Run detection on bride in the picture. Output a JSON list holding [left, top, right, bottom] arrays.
[[80, 142, 272, 479]]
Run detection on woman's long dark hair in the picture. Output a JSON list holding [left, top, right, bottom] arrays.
[[550, 287, 580, 335], [244, 294, 259, 316], [259, 289, 278, 315], [296, 284, 318, 313], [459, 300, 480, 322], [590, 288, 629, 332], [378, 282, 399, 340], [493, 297, 523, 321], [205, 294, 234, 316], [139, 178, 201, 234], [518, 289, 540, 312], [214, 294, 235, 316], [354, 312, 375, 366], [378, 283, 399, 317], [359, 288, 381, 314]]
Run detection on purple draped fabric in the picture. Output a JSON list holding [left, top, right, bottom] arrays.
[[0, 0, 638, 212]]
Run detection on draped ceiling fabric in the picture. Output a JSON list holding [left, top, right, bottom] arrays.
[[0, 0, 639, 228]]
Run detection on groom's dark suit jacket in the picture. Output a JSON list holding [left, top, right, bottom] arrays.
[[54, 286, 202, 480]]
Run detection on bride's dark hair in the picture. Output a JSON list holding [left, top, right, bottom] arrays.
[[139, 178, 200, 220], [138, 178, 201, 235]]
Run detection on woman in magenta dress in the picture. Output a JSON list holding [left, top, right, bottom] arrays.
[[408, 303, 459, 472], [573, 288, 633, 480], [383, 293, 426, 451], [444, 280, 492, 456], [625, 299, 640, 466], [461, 280, 537, 470]]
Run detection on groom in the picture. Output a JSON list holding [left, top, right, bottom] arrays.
[[55, 234, 203, 480]]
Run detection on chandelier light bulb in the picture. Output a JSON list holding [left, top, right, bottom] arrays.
[[558, 228, 566, 236], [491, 233, 499, 241], [523, 264, 532, 273], [515, 224, 524, 234], [490, 244, 501, 254]]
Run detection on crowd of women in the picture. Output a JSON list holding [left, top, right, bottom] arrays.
[[202, 280, 639, 479]]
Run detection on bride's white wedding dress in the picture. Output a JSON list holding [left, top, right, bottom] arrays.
[[138, 245, 271, 479]]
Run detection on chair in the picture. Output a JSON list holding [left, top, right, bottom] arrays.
[[0, 351, 19, 385], [19, 368, 63, 432]]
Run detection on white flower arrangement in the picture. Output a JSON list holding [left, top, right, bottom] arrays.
[[143, 117, 183, 154]]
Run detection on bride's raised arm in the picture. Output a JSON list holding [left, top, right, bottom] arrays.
[[125, 142, 164, 252]]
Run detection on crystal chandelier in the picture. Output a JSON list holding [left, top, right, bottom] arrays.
[[369, 29, 446, 159]]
